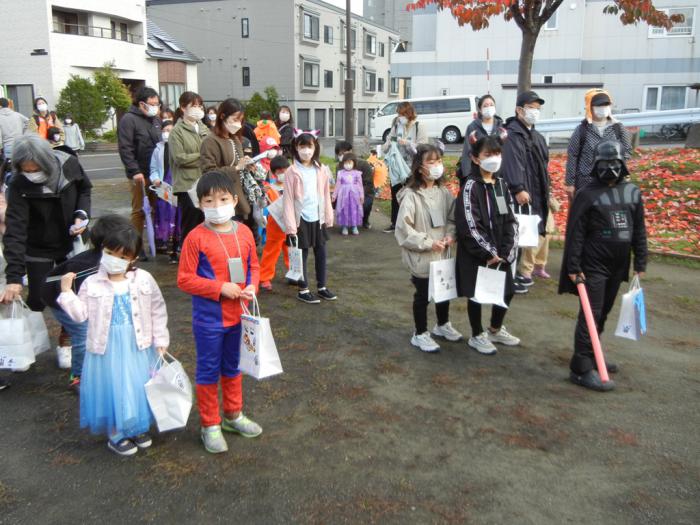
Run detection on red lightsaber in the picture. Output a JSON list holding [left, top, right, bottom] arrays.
[[576, 276, 610, 382]]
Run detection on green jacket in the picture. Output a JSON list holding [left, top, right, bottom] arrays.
[[168, 120, 209, 193]]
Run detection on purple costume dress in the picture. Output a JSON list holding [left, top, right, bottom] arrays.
[[150, 142, 181, 252], [333, 169, 364, 227]]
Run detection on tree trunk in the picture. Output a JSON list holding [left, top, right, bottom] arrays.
[[517, 28, 538, 94]]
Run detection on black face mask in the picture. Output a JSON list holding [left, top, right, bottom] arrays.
[[596, 160, 622, 183]]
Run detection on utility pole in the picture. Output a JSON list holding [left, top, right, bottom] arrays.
[[344, 0, 353, 144]]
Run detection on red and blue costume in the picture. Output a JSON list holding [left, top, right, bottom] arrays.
[[177, 222, 260, 427]]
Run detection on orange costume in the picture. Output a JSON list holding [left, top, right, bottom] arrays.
[[259, 183, 289, 282]]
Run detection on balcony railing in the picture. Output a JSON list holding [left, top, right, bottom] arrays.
[[52, 22, 143, 44]]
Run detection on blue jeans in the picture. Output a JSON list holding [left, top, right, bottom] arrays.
[[50, 307, 88, 378]]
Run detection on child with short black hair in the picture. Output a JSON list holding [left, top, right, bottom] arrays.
[[177, 170, 262, 453], [333, 153, 364, 236]]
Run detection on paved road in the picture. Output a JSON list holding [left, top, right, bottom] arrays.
[[79, 152, 124, 181]]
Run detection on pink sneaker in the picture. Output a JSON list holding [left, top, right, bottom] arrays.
[[533, 266, 551, 279], [260, 280, 272, 291]]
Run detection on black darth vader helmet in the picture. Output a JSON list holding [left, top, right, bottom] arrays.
[[591, 140, 629, 184]]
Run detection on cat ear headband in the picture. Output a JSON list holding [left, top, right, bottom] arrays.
[[293, 128, 320, 138]]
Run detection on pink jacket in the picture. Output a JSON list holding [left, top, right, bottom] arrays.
[[57, 268, 170, 355], [282, 162, 334, 235]]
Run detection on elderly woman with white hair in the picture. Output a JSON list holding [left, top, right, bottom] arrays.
[[0, 134, 91, 367]]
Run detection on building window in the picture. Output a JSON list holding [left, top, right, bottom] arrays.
[[160, 83, 186, 111], [357, 109, 366, 136], [297, 109, 310, 130], [544, 12, 557, 30], [378, 42, 385, 57], [649, 8, 694, 37], [389, 76, 399, 95], [365, 32, 377, 56], [324, 69, 333, 88], [364, 71, 376, 93], [334, 108, 344, 137], [242, 67, 250, 87], [341, 64, 356, 92], [241, 18, 249, 38], [543, 75, 553, 84], [315, 109, 326, 137], [645, 85, 688, 110], [378, 77, 384, 92], [324, 25, 333, 44], [341, 22, 356, 50], [303, 12, 320, 41], [328, 109, 334, 137], [303, 62, 320, 89]]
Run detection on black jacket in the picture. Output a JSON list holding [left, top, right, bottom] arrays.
[[40, 249, 101, 309], [558, 179, 648, 295], [243, 122, 260, 156], [458, 116, 504, 185], [117, 105, 162, 178], [501, 117, 550, 234], [336, 159, 375, 196], [455, 172, 518, 298], [3, 151, 92, 284]]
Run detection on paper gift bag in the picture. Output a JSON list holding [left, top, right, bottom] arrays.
[[428, 252, 457, 304], [615, 275, 646, 341], [145, 353, 193, 432], [472, 264, 508, 308], [26, 308, 50, 355], [239, 296, 283, 380], [514, 205, 541, 248], [187, 179, 200, 209], [285, 236, 304, 282], [0, 301, 35, 370]]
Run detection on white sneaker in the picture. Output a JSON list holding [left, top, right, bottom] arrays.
[[341, 227, 349, 236], [487, 326, 521, 346], [431, 322, 463, 342], [56, 346, 72, 369], [468, 332, 497, 355], [410, 331, 440, 353]]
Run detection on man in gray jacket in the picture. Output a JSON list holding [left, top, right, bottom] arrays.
[[0, 98, 28, 162]]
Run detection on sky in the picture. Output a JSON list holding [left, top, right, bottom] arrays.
[[326, 0, 364, 15]]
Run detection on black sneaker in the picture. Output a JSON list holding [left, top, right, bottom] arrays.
[[297, 291, 320, 304], [382, 226, 395, 234], [513, 282, 529, 294], [107, 438, 138, 456], [0, 377, 10, 391], [169, 254, 179, 265], [569, 370, 616, 392], [132, 433, 153, 449], [516, 274, 534, 287], [138, 250, 149, 262], [606, 362, 619, 374], [317, 287, 337, 301], [363, 222, 372, 230]]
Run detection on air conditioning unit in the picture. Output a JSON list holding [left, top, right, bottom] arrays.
[[440, 88, 449, 96]]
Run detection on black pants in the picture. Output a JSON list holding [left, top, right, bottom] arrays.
[[467, 295, 513, 337], [363, 194, 374, 227], [299, 245, 327, 290], [176, 192, 204, 243], [571, 272, 622, 374], [390, 184, 403, 228], [26, 259, 62, 311], [411, 276, 449, 334]]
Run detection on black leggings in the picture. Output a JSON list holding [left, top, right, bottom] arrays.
[[26, 259, 60, 312], [411, 276, 449, 334], [299, 245, 327, 290], [176, 192, 204, 243], [390, 184, 403, 228], [467, 295, 513, 337]]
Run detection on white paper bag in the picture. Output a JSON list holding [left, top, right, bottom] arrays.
[[187, 179, 200, 209], [0, 301, 35, 370], [285, 236, 304, 282], [472, 264, 508, 308], [239, 296, 283, 380], [265, 198, 286, 232], [514, 205, 541, 248], [27, 309, 50, 355], [68, 236, 88, 259], [428, 253, 457, 304], [145, 353, 193, 432], [615, 275, 646, 341], [151, 181, 178, 207]]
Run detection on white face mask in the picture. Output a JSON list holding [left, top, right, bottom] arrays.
[[225, 121, 242, 135], [593, 106, 611, 120], [337, 154, 345, 162], [143, 104, 159, 117], [23, 171, 48, 184], [398, 116, 408, 125], [427, 164, 444, 180], [161, 132, 170, 142], [275, 172, 285, 183], [52, 134, 61, 142], [298, 148, 314, 161], [208, 113, 217, 122], [36, 103, 48, 113], [481, 106, 496, 119], [479, 155, 502, 174], [203, 203, 235, 225], [65, 119, 72, 125], [343, 163, 354, 171], [279, 112, 290, 123], [522, 107, 540, 126], [186, 107, 205, 121], [101, 251, 131, 275]]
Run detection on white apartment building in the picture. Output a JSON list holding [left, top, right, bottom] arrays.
[[146, 0, 401, 137], [390, 1, 699, 120], [0, 0, 200, 119]]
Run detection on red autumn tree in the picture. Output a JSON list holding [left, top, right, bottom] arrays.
[[406, 0, 684, 93]]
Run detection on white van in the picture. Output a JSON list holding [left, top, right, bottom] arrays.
[[369, 95, 479, 144]]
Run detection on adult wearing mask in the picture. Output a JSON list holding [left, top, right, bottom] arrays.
[[204, 106, 218, 130], [501, 91, 550, 294], [565, 90, 632, 199], [0, 97, 28, 165], [28, 97, 64, 141], [0, 134, 91, 368], [200, 98, 252, 223], [275, 105, 294, 158], [459, 94, 504, 189], [117, 86, 162, 258], [62, 114, 85, 153], [169, 91, 209, 242], [382, 101, 428, 233]]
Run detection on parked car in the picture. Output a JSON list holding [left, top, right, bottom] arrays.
[[369, 95, 479, 144]]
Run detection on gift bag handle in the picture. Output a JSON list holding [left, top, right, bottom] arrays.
[[240, 293, 261, 318], [517, 203, 531, 215], [629, 274, 641, 291]]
